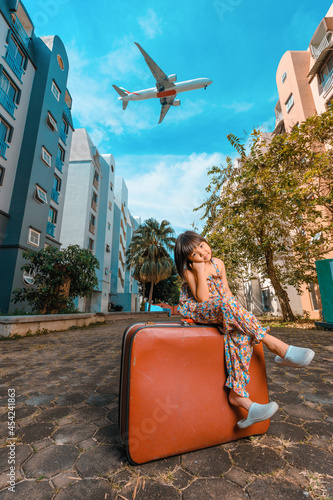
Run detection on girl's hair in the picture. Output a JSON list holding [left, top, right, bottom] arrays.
[[174, 231, 209, 279]]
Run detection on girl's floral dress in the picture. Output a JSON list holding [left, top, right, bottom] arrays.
[[178, 259, 269, 397]]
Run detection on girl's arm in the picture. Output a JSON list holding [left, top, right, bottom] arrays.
[[214, 258, 233, 296], [184, 263, 210, 302]]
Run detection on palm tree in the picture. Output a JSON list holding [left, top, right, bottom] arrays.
[[126, 219, 176, 311]]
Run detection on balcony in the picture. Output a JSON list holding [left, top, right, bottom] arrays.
[[0, 88, 17, 116], [46, 221, 55, 237], [55, 157, 63, 172], [59, 128, 67, 145], [91, 199, 97, 212], [4, 48, 24, 81], [51, 188, 59, 204], [63, 102, 71, 121], [11, 13, 31, 48], [93, 177, 99, 190], [0, 138, 8, 159]]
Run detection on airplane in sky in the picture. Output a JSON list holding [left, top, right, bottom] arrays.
[[112, 42, 213, 124]]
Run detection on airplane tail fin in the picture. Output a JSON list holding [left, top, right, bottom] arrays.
[[112, 84, 127, 97]]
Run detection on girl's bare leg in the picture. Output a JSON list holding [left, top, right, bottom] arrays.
[[228, 389, 252, 410], [261, 334, 289, 358]]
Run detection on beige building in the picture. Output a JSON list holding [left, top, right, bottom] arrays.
[[273, 4, 333, 319]]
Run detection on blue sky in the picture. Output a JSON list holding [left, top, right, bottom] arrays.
[[24, 0, 332, 235]]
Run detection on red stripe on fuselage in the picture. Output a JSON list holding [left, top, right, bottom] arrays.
[[156, 89, 177, 98]]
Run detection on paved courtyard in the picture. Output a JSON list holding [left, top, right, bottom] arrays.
[[0, 316, 332, 499]]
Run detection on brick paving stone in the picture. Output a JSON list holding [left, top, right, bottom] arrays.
[[302, 393, 333, 404], [24, 395, 56, 406], [75, 444, 124, 477], [272, 391, 303, 405], [0, 480, 53, 500], [224, 467, 254, 488], [183, 477, 246, 499], [0, 444, 31, 472], [303, 421, 333, 440], [16, 422, 55, 443], [23, 444, 78, 478], [72, 406, 108, 422], [266, 421, 308, 442], [135, 456, 180, 477], [53, 422, 96, 444], [285, 444, 333, 474], [119, 479, 179, 499], [169, 467, 194, 489], [35, 406, 72, 422], [94, 424, 121, 445], [246, 478, 307, 499], [182, 447, 231, 477], [53, 479, 115, 499], [51, 470, 81, 489], [283, 404, 323, 420], [86, 394, 116, 406], [230, 442, 286, 474], [55, 393, 87, 406]]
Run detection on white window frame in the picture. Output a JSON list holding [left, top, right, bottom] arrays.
[[35, 185, 48, 204], [281, 71, 287, 84], [51, 80, 60, 101], [28, 228, 40, 247], [41, 146, 52, 167], [286, 93, 294, 113], [47, 111, 58, 131]]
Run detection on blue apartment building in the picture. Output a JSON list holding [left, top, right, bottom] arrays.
[[0, 0, 73, 312]]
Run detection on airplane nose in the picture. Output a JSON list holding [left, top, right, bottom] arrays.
[[207, 79, 213, 85]]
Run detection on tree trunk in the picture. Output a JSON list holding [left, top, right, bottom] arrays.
[[264, 247, 295, 321], [148, 281, 154, 311]]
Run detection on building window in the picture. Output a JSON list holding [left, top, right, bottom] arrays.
[[106, 244, 110, 253], [110, 182, 113, 191], [47, 111, 58, 131], [320, 53, 333, 93], [89, 213, 96, 235], [61, 117, 69, 135], [108, 222, 111, 231], [48, 206, 57, 224], [281, 71, 287, 84], [53, 175, 61, 192], [41, 146, 52, 166], [91, 190, 98, 211], [0, 70, 19, 116], [28, 227, 40, 247], [88, 237, 94, 251], [57, 54, 64, 71], [0, 116, 12, 158], [109, 201, 112, 210], [286, 94, 294, 113], [35, 185, 48, 204], [0, 165, 5, 185], [309, 283, 319, 311], [51, 80, 61, 101], [57, 144, 65, 162]]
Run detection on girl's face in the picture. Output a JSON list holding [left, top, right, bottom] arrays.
[[187, 241, 212, 263]]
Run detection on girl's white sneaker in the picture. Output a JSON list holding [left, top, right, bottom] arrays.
[[275, 345, 315, 368], [237, 402, 279, 429]]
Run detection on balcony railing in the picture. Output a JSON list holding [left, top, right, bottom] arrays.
[[93, 177, 99, 190], [322, 68, 333, 94], [46, 221, 55, 237], [89, 222, 96, 235], [11, 13, 31, 48], [0, 138, 8, 159], [0, 88, 16, 116], [63, 102, 71, 121], [312, 32, 332, 59], [4, 48, 24, 81], [51, 188, 59, 203], [55, 157, 63, 172], [91, 199, 97, 212], [59, 128, 67, 145]]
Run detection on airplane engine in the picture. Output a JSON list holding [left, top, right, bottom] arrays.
[[172, 99, 181, 106], [168, 74, 177, 82]]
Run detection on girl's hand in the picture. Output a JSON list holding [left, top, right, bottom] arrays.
[[191, 261, 206, 274]]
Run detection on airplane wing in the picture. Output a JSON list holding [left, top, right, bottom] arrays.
[[135, 42, 175, 91], [158, 96, 175, 124]]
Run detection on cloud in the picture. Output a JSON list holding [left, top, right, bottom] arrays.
[[222, 101, 254, 113], [116, 152, 227, 235], [138, 9, 163, 39]]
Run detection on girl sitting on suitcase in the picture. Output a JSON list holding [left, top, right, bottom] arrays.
[[174, 231, 315, 429]]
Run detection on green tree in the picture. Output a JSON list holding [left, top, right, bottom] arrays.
[[126, 218, 176, 311], [143, 265, 181, 305], [12, 245, 100, 314], [197, 119, 333, 321]]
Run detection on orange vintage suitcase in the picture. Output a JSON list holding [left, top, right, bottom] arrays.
[[119, 321, 270, 465]]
